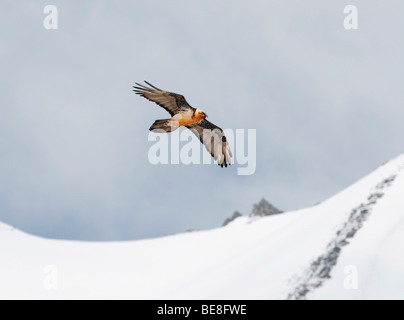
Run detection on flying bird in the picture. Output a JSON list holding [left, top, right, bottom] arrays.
[[133, 81, 232, 167]]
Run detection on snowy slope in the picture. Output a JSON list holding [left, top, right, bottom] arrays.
[[1, 155, 404, 300]]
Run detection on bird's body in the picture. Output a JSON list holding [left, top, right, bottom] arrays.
[[133, 81, 232, 167], [173, 108, 206, 126]]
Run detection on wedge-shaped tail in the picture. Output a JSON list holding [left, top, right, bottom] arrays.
[[149, 119, 179, 132]]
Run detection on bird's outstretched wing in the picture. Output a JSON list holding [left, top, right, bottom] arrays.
[[186, 119, 232, 167], [133, 81, 192, 116]]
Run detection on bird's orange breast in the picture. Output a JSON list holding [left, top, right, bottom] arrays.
[[172, 110, 204, 126]]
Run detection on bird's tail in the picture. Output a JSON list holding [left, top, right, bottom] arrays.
[[149, 119, 179, 132]]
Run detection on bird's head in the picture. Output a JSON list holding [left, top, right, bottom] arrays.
[[196, 109, 208, 119]]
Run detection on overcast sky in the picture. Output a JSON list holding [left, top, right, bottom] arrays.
[[1, 1, 403, 240]]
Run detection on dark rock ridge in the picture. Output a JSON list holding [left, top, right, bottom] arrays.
[[287, 174, 398, 300]]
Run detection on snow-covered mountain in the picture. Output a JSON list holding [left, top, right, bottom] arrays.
[[1, 155, 404, 300]]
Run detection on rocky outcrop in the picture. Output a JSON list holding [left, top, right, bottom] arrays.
[[222, 198, 283, 226], [250, 198, 283, 218], [222, 211, 243, 227]]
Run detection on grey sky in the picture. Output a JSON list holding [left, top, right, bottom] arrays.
[[1, 1, 403, 240]]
